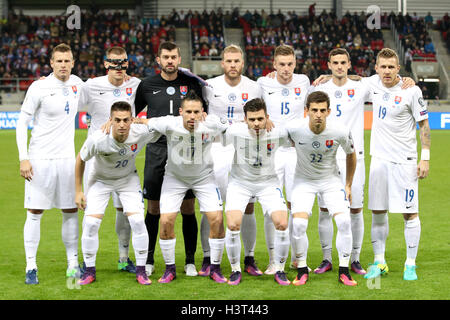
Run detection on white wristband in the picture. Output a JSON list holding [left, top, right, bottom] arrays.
[[421, 149, 430, 161]]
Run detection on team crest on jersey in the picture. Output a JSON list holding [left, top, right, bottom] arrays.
[[242, 93, 248, 102], [326, 140, 334, 148], [62, 88, 69, 96], [126, 88, 132, 96], [295, 88, 301, 96], [267, 143, 275, 151], [113, 89, 121, 97], [383, 93, 390, 101], [228, 93, 237, 102], [167, 86, 176, 95], [282, 88, 290, 96], [131, 144, 138, 152], [72, 86, 78, 94], [335, 90, 342, 98], [347, 89, 354, 98], [394, 96, 402, 104], [312, 141, 320, 149], [119, 148, 127, 156], [180, 86, 188, 95]]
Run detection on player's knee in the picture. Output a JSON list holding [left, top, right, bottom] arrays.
[[84, 215, 102, 237], [334, 212, 351, 233], [292, 217, 308, 237], [147, 200, 160, 214], [226, 220, 241, 232]]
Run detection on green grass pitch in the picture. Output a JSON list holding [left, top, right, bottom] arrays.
[[0, 129, 449, 300]]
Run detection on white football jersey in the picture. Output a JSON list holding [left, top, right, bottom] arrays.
[[80, 124, 161, 181], [223, 123, 291, 186], [203, 75, 262, 123], [147, 115, 229, 180], [20, 73, 84, 159], [257, 73, 311, 126], [313, 79, 370, 159], [79, 75, 141, 135], [286, 119, 355, 180], [363, 76, 428, 164]]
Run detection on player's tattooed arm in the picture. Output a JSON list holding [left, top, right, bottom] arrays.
[[417, 119, 431, 179]]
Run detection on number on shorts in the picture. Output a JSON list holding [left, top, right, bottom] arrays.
[[405, 189, 414, 202], [115, 160, 129, 168]]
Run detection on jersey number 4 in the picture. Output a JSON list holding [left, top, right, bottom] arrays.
[[64, 101, 70, 114]]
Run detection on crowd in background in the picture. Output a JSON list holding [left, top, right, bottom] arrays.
[[0, 6, 445, 96]]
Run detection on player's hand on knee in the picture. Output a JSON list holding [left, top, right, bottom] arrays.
[[417, 160, 429, 179], [75, 192, 86, 210], [19, 160, 33, 181]]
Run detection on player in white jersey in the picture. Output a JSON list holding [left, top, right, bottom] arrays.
[[257, 45, 311, 274], [138, 91, 229, 284], [78, 46, 141, 273], [75, 101, 160, 286], [362, 49, 430, 281], [311, 48, 370, 275], [200, 45, 265, 277], [221, 98, 291, 286], [16, 44, 84, 284], [286, 91, 358, 286]]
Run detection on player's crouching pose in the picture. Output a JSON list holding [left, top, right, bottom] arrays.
[[139, 91, 229, 284], [75, 101, 161, 285], [222, 98, 291, 286], [286, 91, 358, 286]]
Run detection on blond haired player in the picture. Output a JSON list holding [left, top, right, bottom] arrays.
[[201, 44, 265, 277]]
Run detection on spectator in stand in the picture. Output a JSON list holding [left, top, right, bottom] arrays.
[[424, 38, 436, 54], [425, 12, 433, 27]]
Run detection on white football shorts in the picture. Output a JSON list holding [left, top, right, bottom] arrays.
[[85, 173, 144, 215], [291, 175, 350, 216], [84, 158, 123, 208], [225, 177, 287, 217], [25, 158, 76, 210], [317, 157, 365, 209], [368, 156, 419, 213], [211, 142, 255, 204], [274, 146, 296, 202], [159, 172, 223, 214]]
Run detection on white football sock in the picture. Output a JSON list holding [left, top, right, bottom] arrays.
[[61, 211, 79, 268], [334, 213, 352, 268], [318, 210, 333, 262], [115, 209, 131, 263], [128, 213, 149, 267], [292, 217, 309, 268], [350, 211, 364, 263], [288, 211, 297, 263], [404, 217, 421, 266], [241, 211, 256, 257], [274, 229, 290, 271], [208, 238, 225, 265], [225, 228, 241, 272], [200, 214, 210, 258], [264, 214, 275, 263], [24, 211, 42, 271], [81, 216, 102, 268], [159, 238, 176, 265], [371, 213, 389, 263]]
